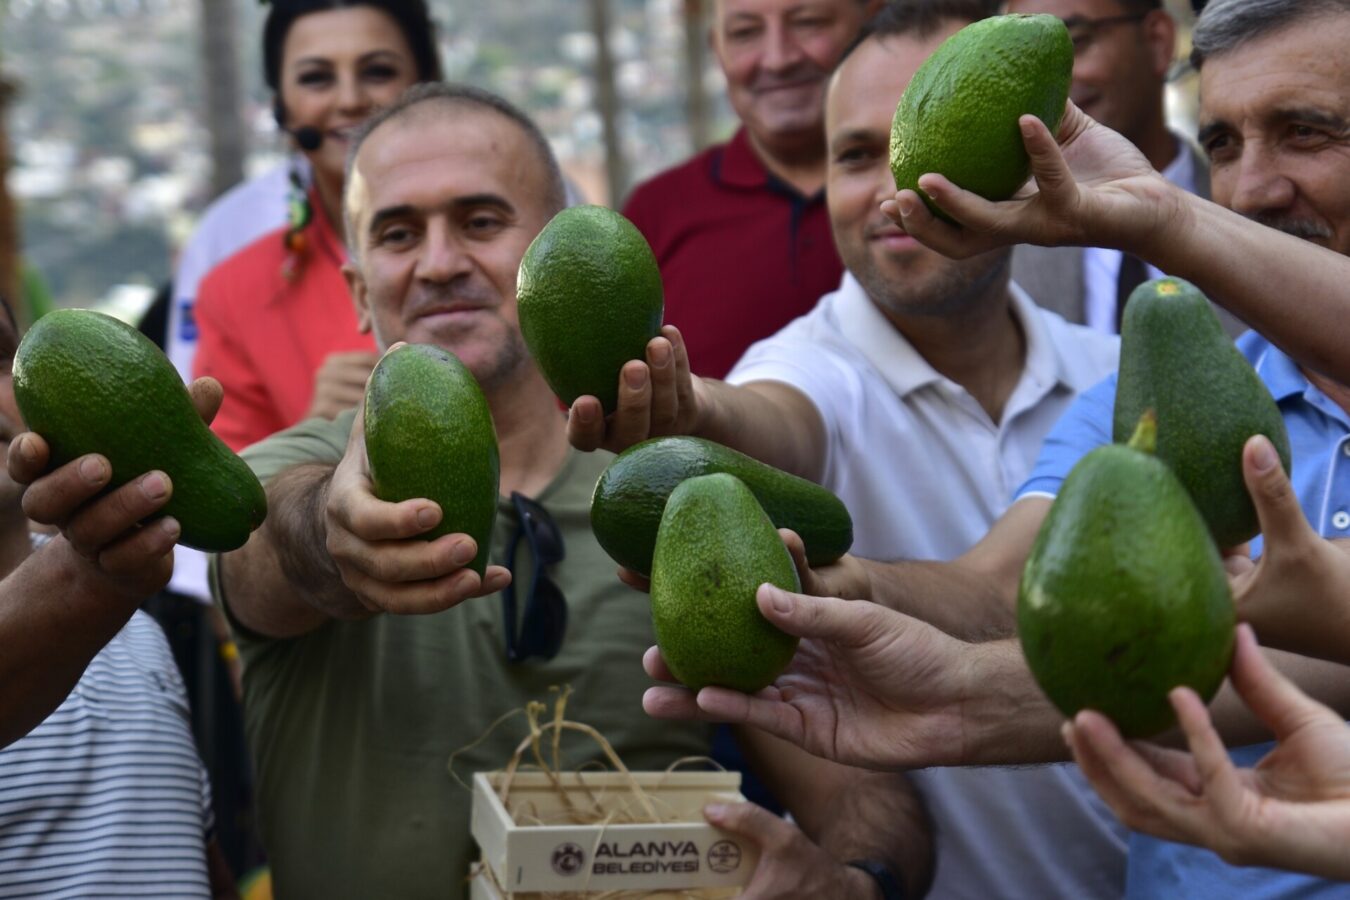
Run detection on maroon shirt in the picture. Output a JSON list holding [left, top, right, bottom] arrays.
[[623, 128, 845, 379]]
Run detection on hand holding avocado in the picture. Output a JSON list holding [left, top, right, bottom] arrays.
[[565, 324, 707, 455], [643, 587, 1062, 770], [7, 376, 223, 599], [883, 100, 1171, 261], [322, 361, 511, 618], [1063, 623, 1350, 883]]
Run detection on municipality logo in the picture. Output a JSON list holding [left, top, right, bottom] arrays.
[[707, 839, 743, 874], [551, 842, 586, 876]]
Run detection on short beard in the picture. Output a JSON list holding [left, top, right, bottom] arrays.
[[849, 246, 1011, 322]]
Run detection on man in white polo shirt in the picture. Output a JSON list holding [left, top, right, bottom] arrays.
[[569, 4, 1126, 897]]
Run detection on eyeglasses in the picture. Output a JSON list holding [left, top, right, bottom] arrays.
[[1063, 12, 1148, 54], [501, 491, 567, 663]]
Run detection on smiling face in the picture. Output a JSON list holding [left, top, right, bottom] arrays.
[[1006, 0, 1171, 146], [278, 6, 420, 191], [1198, 15, 1350, 258], [712, 0, 873, 159], [826, 26, 1009, 321], [344, 104, 556, 393]]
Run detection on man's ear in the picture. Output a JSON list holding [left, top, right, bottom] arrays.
[[1143, 9, 1177, 79], [343, 262, 373, 334]]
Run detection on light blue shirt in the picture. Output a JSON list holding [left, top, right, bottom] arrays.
[[1016, 330, 1350, 898]]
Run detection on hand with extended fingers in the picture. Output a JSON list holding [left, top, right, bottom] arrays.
[[882, 100, 1180, 261], [567, 325, 708, 454], [1064, 623, 1350, 882]]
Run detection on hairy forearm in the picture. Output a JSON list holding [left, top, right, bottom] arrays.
[[813, 769, 934, 898], [219, 463, 363, 638], [862, 557, 1017, 641], [0, 539, 143, 748], [1140, 190, 1350, 385], [695, 379, 827, 482]]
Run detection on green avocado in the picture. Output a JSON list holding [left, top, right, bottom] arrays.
[[12, 308, 267, 552], [1019, 413, 1235, 738], [363, 344, 500, 576], [1114, 277, 1291, 548], [590, 435, 853, 577], [889, 14, 1073, 221], [650, 472, 801, 693], [516, 204, 664, 413]]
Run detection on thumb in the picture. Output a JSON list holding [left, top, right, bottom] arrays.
[[1243, 434, 1305, 551], [1020, 113, 1075, 204], [1230, 623, 1335, 741], [755, 585, 885, 647], [703, 800, 790, 849], [187, 376, 224, 426]]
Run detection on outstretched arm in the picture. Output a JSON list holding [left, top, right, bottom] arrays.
[[1065, 624, 1350, 881], [885, 102, 1350, 384], [219, 402, 509, 639], [716, 729, 933, 899], [0, 379, 217, 748], [566, 325, 828, 481]]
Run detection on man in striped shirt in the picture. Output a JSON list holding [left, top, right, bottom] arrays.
[[0, 295, 236, 897]]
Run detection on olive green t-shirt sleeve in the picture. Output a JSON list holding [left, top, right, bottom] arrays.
[[207, 408, 357, 617]]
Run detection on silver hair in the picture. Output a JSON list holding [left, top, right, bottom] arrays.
[[1191, 0, 1350, 69]]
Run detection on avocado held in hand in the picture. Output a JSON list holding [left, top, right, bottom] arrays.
[[12, 309, 267, 552], [590, 435, 853, 577], [516, 205, 664, 413], [364, 344, 500, 576], [651, 473, 800, 694], [1019, 413, 1235, 739], [1114, 277, 1291, 548], [889, 13, 1073, 221]]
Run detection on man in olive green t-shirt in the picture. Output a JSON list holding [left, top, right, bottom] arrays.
[[213, 82, 929, 899]]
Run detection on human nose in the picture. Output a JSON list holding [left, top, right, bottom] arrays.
[[415, 222, 471, 282], [761, 19, 805, 72], [1227, 144, 1296, 218], [336, 71, 370, 115]]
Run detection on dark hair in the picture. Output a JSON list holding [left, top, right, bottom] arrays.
[[343, 82, 568, 250], [838, 0, 998, 66], [263, 0, 442, 100], [1191, 0, 1350, 69]]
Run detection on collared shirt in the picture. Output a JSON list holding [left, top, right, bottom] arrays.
[[1082, 136, 1198, 333], [623, 127, 843, 379], [728, 272, 1125, 900], [1016, 332, 1350, 900]]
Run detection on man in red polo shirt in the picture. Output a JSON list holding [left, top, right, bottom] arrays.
[[623, 0, 879, 378]]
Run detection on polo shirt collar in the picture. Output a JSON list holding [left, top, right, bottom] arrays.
[[716, 127, 771, 190], [833, 272, 1078, 402], [1248, 335, 1310, 403]]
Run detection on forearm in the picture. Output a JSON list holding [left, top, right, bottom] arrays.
[[218, 463, 363, 638], [958, 637, 1070, 765], [695, 379, 827, 482], [740, 730, 933, 897], [1206, 651, 1350, 746], [1139, 190, 1350, 384], [0, 539, 144, 748], [861, 558, 1016, 641]]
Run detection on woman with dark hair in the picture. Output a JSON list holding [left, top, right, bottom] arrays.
[[190, 0, 440, 451]]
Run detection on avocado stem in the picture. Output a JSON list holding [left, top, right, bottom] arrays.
[[1127, 410, 1158, 455]]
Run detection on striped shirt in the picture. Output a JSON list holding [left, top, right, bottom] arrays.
[[0, 607, 213, 897]]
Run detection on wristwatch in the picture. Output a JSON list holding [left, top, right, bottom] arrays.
[[846, 859, 907, 900]]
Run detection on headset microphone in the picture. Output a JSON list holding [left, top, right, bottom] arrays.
[[292, 126, 323, 152]]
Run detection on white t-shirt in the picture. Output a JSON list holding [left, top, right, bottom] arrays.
[[1082, 137, 1197, 333], [0, 610, 214, 897], [167, 160, 300, 601], [728, 272, 1124, 900]]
